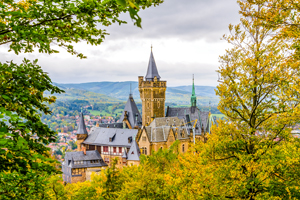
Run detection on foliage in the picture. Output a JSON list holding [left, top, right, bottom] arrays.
[[0, 0, 163, 58], [211, 0, 300, 198]]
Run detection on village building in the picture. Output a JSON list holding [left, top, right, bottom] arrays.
[[62, 150, 107, 183], [82, 126, 139, 168]]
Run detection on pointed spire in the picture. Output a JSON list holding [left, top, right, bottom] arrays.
[[191, 74, 197, 107], [129, 83, 132, 97], [127, 139, 140, 161], [76, 112, 88, 135], [145, 47, 161, 81]]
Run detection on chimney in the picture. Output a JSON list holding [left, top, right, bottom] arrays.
[[82, 146, 86, 155]]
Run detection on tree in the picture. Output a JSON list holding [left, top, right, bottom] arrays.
[[0, 0, 164, 198], [202, 0, 300, 198]]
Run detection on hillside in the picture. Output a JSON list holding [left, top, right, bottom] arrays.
[[45, 88, 121, 103], [54, 82, 219, 105]]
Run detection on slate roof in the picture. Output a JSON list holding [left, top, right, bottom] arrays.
[[127, 140, 141, 161], [119, 95, 142, 128], [76, 112, 88, 135], [166, 107, 210, 135], [83, 127, 138, 147], [98, 123, 124, 129], [63, 150, 107, 169], [145, 50, 161, 81], [144, 117, 189, 142]]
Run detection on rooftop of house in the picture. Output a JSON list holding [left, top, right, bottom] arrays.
[[83, 127, 138, 147], [63, 150, 107, 169]]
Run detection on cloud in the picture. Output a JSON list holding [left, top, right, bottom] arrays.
[[0, 0, 241, 88], [105, 0, 240, 42]]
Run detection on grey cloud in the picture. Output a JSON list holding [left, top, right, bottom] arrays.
[[105, 0, 241, 42]]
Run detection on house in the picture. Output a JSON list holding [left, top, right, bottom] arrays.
[[62, 150, 107, 183]]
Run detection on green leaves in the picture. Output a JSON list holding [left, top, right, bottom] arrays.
[[0, 0, 163, 57]]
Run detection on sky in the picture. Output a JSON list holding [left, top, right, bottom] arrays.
[[0, 0, 241, 87]]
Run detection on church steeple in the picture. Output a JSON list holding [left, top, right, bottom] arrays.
[[191, 74, 197, 107], [145, 47, 161, 81]]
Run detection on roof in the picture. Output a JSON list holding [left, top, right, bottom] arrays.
[[141, 117, 189, 142], [166, 107, 210, 135], [76, 112, 88, 135], [83, 127, 138, 147], [63, 150, 107, 168], [119, 95, 142, 128], [99, 123, 124, 129], [145, 50, 161, 81], [127, 140, 140, 161]]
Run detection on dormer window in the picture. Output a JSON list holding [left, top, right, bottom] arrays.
[[128, 136, 132, 143], [109, 137, 112, 142]]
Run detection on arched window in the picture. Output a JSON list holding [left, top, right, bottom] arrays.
[[182, 144, 185, 153]]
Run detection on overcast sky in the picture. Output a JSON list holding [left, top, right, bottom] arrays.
[[0, 0, 241, 87]]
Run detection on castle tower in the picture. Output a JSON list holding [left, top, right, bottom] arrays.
[[139, 48, 167, 126], [76, 112, 88, 151]]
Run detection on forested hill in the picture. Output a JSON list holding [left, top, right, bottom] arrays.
[[54, 82, 219, 105]]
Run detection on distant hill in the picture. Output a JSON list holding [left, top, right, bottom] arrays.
[[54, 82, 219, 105], [46, 88, 121, 103]]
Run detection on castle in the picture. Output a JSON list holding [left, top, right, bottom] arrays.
[[62, 49, 215, 183]]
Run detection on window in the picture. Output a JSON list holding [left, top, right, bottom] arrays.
[[182, 144, 185, 153], [119, 147, 122, 153], [91, 160, 99, 163], [103, 146, 108, 152], [113, 147, 116, 153], [109, 137, 112, 142], [141, 147, 147, 155], [158, 101, 160, 108], [104, 157, 109, 163], [142, 136, 146, 141]]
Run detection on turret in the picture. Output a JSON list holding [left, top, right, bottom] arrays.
[[76, 112, 88, 151]]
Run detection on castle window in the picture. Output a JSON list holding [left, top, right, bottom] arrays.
[[142, 136, 146, 141], [113, 147, 117, 153], [104, 157, 109, 163], [147, 116, 150, 123], [147, 102, 150, 109], [119, 147, 122, 153], [141, 147, 147, 155], [158, 101, 160, 108], [182, 144, 185, 153], [86, 144, 89, 150]]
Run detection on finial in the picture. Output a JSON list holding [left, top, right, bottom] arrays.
[[81, 107, 83, 113], [129, 83, 132, 97], [209, 101, 211, 112], [151, 44, 153, 52]]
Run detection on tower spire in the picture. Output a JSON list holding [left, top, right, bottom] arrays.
[[129, 83, 132, 97], [145, 48, 161, 81], [191, 74, 197, 107]]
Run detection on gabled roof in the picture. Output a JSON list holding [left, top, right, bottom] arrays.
[[166, 107, 210, 135], [83, 127, 138, 147], [63, 150, 107, 168], [145, 50, 161, 81], [76, 112, 88, 135], [127, 140, 140, 161], [119, 95, 142, 128]]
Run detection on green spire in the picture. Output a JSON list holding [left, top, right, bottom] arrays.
[[191, 74, 197, 107]]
